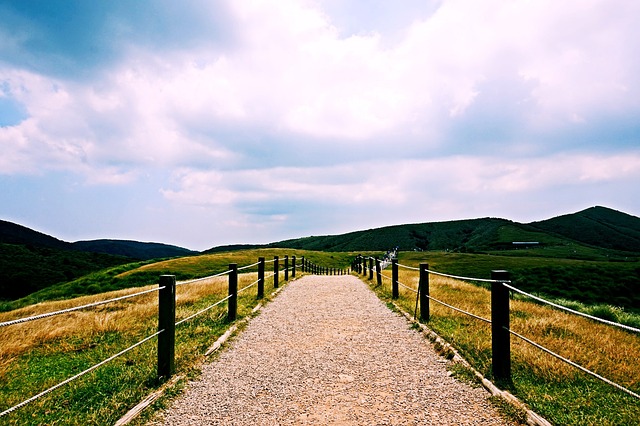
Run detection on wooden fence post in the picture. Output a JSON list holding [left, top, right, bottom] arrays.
[[368, 257, 374, 280], [228, 264, 238, 322], [362, 257, 367, 276], [491, 270, 511, 384], [158, 275, 176, 381], [292, 256, 296, 278], [392, 259, 399, 299], [375, 257, 382, 286], [273, 256, 279, 288], [284, 256, 289, 281], [419, 263, 430, 321], [257, 257, 265, 299]]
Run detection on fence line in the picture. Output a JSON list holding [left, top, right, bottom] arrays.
[[428, 294, 492, 324], [503, 283, 640, 333], [177, 269, 232, 286], [362, 255, 639, 403], [508, 328, 640, 400], [237, 261, 261, 272], [0, 287, 163, 328], [0, 329, 164, 418], [1, 252, 315, 420], [175, 295, 234, 327], [237, 278, 260, 295]]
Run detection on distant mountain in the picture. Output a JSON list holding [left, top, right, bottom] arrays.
[[205, 206, 640, 255], [0, 220, 197, 301], [72, 239, 196, 260], [0, 220, 196, 260], [0, 220, 72, 250], [528, 206, 640, 252]]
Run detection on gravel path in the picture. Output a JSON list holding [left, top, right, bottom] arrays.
[[150, 275, 511, 425]]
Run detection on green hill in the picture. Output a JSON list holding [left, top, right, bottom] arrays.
[[236, 206, 640, 258], [0, 220, 196, 301], [528, 206, 640, 252]]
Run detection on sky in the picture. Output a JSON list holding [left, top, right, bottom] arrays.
[[1, 0, 639, 251]]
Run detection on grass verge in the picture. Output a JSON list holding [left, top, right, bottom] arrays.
[[362, 254, 640, 426], [0, 251, 312, 425]]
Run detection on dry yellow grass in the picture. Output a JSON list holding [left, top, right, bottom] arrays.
[[0, 272, 263, 379], [385, 268, 640, 391]]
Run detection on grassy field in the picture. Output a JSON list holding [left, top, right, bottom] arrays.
[[0, 249, 353, 425], [363, 253, 640, 426], [2, 248, 639, 425]]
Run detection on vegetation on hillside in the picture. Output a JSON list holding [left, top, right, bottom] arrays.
[[0, 244, 132, 302]]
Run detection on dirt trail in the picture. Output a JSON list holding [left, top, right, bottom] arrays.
[[149, 275, 511, 425]]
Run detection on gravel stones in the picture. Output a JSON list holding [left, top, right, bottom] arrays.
[[150, 275, 510, 425]]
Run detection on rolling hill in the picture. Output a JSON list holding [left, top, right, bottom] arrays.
[[0, 220, 196, 301], [217, 206, 640, 257], [2, 206, 639, 303]]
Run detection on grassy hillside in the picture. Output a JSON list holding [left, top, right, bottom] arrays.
[[270, 218, 511, 252], [0, 249, 357, 312], [396, 251, 640, 313], [72, 239, 196, 260], [529, 206, 640, 252], [234, 206, 640, 258], [0, 244, 132, 302]]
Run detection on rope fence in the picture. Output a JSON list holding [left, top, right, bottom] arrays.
[[177, 269, 232, 286], [1, 253, 313, 420], [0, 287, 163, 328], [504, 283, 640, 333], [0, 329, 164, 417], [508, 328, 640, 400], [356, 254, 639, 403]]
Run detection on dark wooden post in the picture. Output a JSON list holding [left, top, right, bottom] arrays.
[[375, 257, 382, 286], [361, 256, 366, 275], [491, 270, 511, 384], [292, 256, 296, 278], [228, 264, 238, 322], [301, 256, 306, 273], [419, 263, 430, 321], [284, 256, 289, 281], [392, 259, 399, 299], [257, 257, 265, 299], [368, 257, 374, 280], [273, 256, 279, 288], [158, 275, 176, 380]]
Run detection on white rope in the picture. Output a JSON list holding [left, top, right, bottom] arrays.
[[428, 295, 491, 324], [503, 283, 640, 333], [0, 330, 163, 417], [0, 287, 163, 328], [426, 268, 508, 283], [176, 269, 231, 286], [175, 295, 233, 326], [237, 262, 260, 272], [380, 272, 392, 281], [398, 281, 418, 294], [237, 279, 260, 294], [397, 263, 419, 271], [509, 328, 640, 400]]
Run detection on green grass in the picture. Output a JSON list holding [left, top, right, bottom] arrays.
[[3, 248, 640, 425], [362, 253, 640, 426]]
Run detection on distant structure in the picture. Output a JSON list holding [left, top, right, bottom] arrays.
[[383, 247, 398, 262], [512, 242, 540, 247]]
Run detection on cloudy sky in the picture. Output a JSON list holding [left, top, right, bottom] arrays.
[[1, 0, 639, 251]]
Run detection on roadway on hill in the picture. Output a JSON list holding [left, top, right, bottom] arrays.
[[149, 275, 511, 425]]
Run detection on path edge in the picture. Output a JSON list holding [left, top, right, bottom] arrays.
[[391, 301, 552, 426], [114, 276, 296, 426]]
